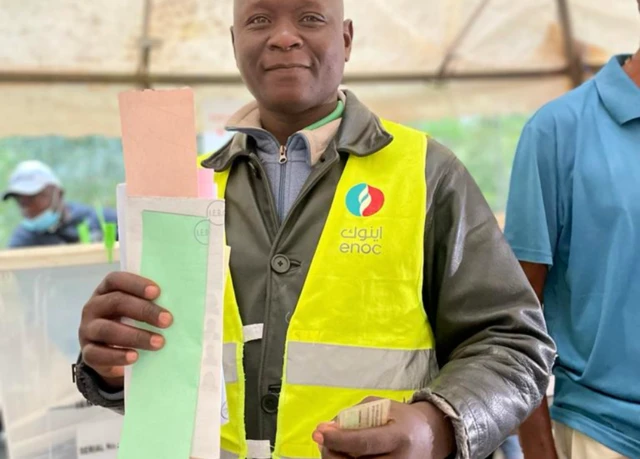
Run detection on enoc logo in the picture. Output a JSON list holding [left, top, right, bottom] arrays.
[[345, 183, 385, 217]]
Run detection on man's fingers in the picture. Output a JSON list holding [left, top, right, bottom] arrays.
[[82, 343, 138, 368], [83, 319, 165, 351], [319, 448, 351, 459], [321, 426, 401, 458], [91, 365, 125, 380], [316, 422, 337, 435], [95, 272, 160, 300], [314, 426, 351, 459], [101, 365, 125, 379], [84, 273, 171, 336], [93, 292, 172, 328]]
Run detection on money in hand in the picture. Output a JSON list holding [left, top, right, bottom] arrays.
[[336, 398, 391, 429]]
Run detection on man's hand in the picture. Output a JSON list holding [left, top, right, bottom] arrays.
[[518, 398, 558, 459], [78, 272, 173, 389], [313, 397, 455, 459]]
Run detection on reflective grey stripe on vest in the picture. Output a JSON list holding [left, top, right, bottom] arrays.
[[224, 323, 265, 384], [223, 342, 437, 389], [220, 449, 238, 459], [286, 342, 438, 390], [221, 450, 312, 459], [223, 342, 238, 383]]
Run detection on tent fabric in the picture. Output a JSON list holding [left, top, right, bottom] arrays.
[[0, 79, 572, 137], [0, 0, 638, 136]]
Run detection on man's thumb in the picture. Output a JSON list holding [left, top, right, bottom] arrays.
[[321, 426, 396, 457]]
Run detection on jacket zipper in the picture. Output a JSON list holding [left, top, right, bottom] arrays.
[[278, 144, 288, 164], [278, 145, 288, 222], [277, 150, 338, 234], [247, 154, 279, 238], [257, 151, 340, 441]]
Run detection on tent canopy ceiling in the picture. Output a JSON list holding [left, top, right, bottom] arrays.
[[0, 0, 638, 136]]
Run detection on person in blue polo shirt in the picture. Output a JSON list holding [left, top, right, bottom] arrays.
[[2, 160, 117, 249], [505, 46, 640, 459]]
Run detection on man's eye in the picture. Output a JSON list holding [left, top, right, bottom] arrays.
[[249, 16, 269, 25], [301, 15, 323, 23]]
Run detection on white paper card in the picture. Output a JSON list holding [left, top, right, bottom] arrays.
[[122, 196, 227, 459], [116, 183, 134, 403], [76, 418, 123, 458], [337, 399, 391, 430]]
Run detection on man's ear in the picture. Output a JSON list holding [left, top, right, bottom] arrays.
[[230, 26, 237, 53], [343, 20, 354, 62]]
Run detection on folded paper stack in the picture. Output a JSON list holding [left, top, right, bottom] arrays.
[[117, 88, 228, 459]]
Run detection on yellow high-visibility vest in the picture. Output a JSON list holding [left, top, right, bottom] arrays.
[[201, 120, 436, 459]]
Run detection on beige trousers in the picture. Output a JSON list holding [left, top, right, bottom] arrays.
[[553, 422, 629, 459]]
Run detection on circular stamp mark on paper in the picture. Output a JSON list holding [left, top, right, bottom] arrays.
[[194, 220, 210, 245], [207, 201, 225, 226]]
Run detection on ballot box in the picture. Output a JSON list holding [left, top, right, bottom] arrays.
[[0, 244, 123, 459]]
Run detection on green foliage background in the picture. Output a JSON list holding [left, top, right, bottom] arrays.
[[0, 114, 527, 247], [411, 114, 528, 212]]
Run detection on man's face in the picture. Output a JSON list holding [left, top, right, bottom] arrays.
[[232, 0, 353, 114], [14, 186, 57, 219]]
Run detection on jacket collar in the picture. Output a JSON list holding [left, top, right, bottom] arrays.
[[201, 90, 393, 171], [595, 55, 640, 125]]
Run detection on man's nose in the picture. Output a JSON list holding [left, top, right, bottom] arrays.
[[267, 21, 303, 51]]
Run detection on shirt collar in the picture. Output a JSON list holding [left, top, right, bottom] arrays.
[[202, 90, 393, 172], [595, 55, 640, 125]]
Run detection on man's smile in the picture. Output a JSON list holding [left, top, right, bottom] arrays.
[[264, 63, 311, 72]]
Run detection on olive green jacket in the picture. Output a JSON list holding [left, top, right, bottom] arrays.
[[76, 91, 555, 459]]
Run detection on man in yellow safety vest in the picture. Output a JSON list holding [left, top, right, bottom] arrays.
[[75, 0, 555, 458]]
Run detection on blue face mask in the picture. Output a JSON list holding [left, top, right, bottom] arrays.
[[21, 208, 62, 233]]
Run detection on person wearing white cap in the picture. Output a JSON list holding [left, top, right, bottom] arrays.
[[2, 160, 117, 248]]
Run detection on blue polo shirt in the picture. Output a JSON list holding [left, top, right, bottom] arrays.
[[505, 55, 640, 457]]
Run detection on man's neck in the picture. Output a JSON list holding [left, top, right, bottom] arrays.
[[624, 49, 640, 87], [259, 96, 339, 145]]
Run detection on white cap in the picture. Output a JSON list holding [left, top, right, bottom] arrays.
[[2, 160, 62, 201]]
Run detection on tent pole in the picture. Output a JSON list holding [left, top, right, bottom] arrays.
[[0, 69, 577, 85], [136, 0, 155, 89], [556, 0, 584, 87], [435, 0, 492, 80]]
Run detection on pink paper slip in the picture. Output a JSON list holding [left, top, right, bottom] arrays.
[[197, 168, 214, 198], [119, 88, 199, 198]]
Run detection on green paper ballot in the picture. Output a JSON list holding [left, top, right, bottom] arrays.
[[104, 223, 117, 263], [118, 211, 209, 459]]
